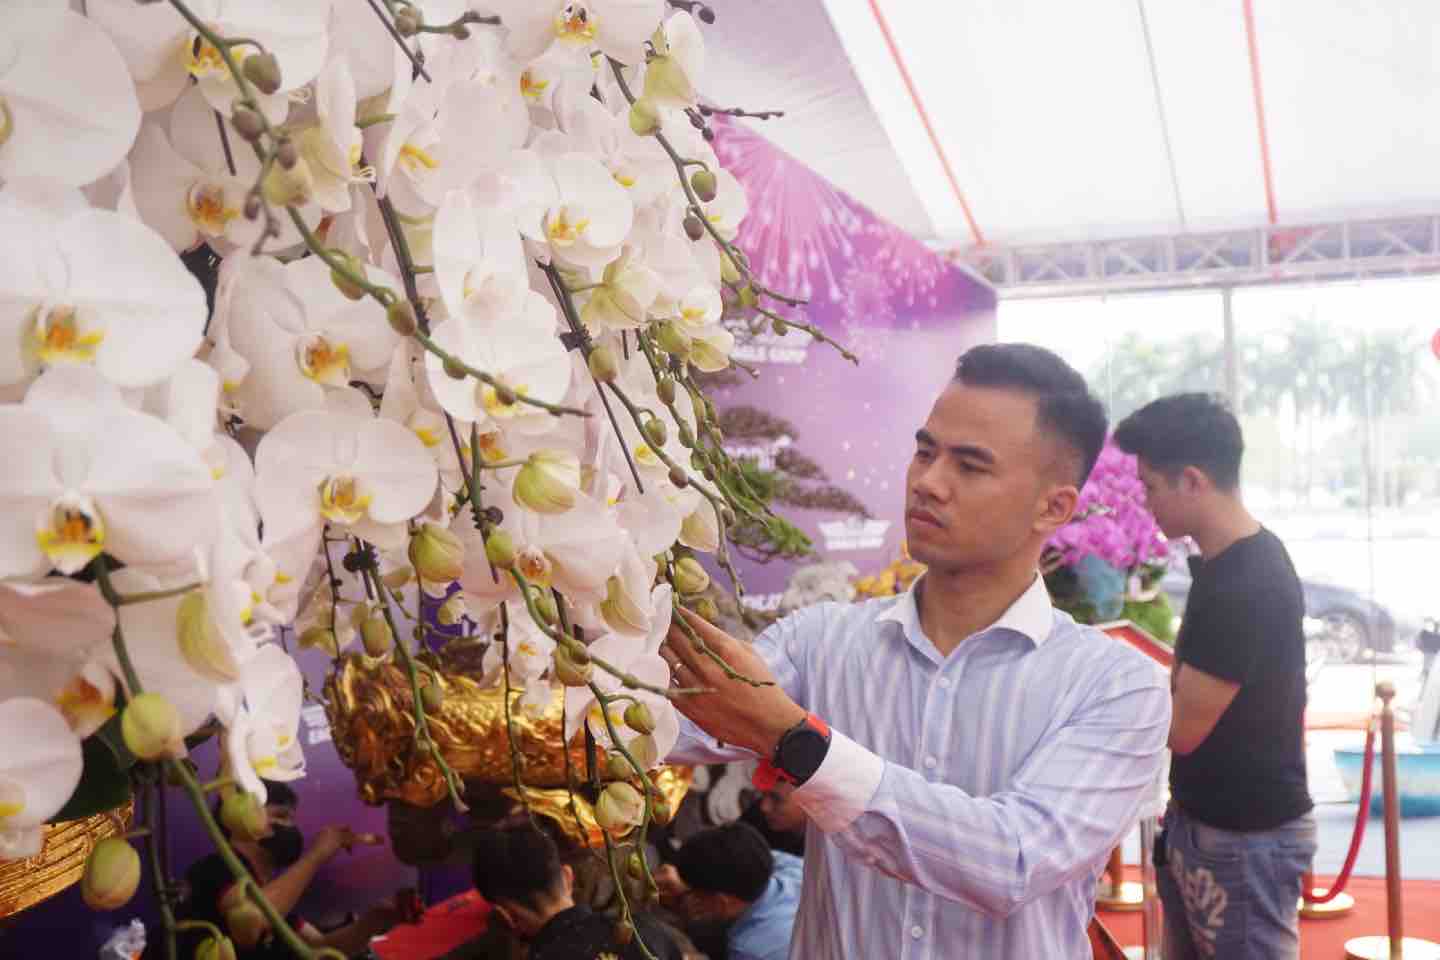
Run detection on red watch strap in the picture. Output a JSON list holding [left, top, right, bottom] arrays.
[[752, 713, 829, 789]]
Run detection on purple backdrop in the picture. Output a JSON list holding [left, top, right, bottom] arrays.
[[708, 117, 996, 603]]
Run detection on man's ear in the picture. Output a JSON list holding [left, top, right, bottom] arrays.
[[1035, 483, 1080, 535], [492, 902, 520, 932], [561, 863, 574, 897], [1180, 465, 1210, 495]]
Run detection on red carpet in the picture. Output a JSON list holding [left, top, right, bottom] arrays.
[[1099, 874, 1440, 957]]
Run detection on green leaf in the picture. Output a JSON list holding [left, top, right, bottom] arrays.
[[51, 734, 134, 822]]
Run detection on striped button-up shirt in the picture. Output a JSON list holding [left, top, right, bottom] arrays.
[[671, 575, 1171, 959]]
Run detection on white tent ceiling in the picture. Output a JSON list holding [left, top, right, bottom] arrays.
[[706, 0, 1440, 254]]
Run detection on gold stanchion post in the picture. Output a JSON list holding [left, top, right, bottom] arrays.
[[1097, 844, 1144, 912], [1344, 682, 1440, 960]]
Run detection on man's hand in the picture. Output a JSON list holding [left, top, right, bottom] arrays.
[[661, 607, 807, 756], [310, 825, 356, 862]]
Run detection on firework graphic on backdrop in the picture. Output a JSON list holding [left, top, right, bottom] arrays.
[[711, 117, 954, 329]]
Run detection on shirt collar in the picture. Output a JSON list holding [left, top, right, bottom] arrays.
[[876, 572, 1056, 657]]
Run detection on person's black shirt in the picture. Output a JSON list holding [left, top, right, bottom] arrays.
[[169, 852, 300, 960], [1171, 528, 1313, 831], [528, 905, 684, 960]]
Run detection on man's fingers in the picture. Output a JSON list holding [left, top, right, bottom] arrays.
[[675, 606, 737, 650]]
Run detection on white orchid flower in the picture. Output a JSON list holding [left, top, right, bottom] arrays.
[[0, 186, 207, 392], [689, 324, 735, 372], [481, 604, 557, 716], [455, 481, 624, 614], [253, 407, 438, 567], [563, 584, 678, 764], [518, 152, 634, 273], [640, 10, 705, 110], [0, 5, 141, 187], [431, 187, 531, 326], [551, 78, 672, 207], [296, 57, 374, 214], [0, 698, 85, 860], [699, 168, 749, 242], [578, 248, 662, 334], [423, 298, 572, 435], [379, 345, 469, 494], [0, 367, 217, 579], [222, 645, 306, 802], [491, 0, 663, 66], [217, 253, 402, 430], [0, 578, 116, 738]]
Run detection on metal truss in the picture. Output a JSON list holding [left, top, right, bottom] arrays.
[[956, 215, 1440, 298]]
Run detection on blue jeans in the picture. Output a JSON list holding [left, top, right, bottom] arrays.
[[1156, 807, 1318, 960]]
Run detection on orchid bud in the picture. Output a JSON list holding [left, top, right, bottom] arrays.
[[623, 702, 656, 735], [122, 692, 182, 760], [275, 138, 299, 170], [197, 936, 238, 960], [603, 752, 632, 781], [450, 22, 471, 39], [329, 251, 369, 301], [532, 589, 559, 626], [361, 615, 393, 657], [676, 420, 695, 449], [231, 106, 264, 143], [484, 529, 517, 569], [649, 792, 675, 827], [771, 316, 789, 336], [683, 215, 705, 241], [219, 790, 269, 842], [704, 398, 718, 423], [654, 321, 691, 358], [514, 452, 580, 514], [443, 356, 468, 380], [553, 644, 593, 687], [81, 837, 140, 910], [587, 345, 619, 382], [688, 596, 720, 624], [437, 594, 467, 626], [720, 252, 741, 285], [242, 52, 283, 95], [243, 193, 262, 221], [691, 169, 718, 203], [643, 417, 667, 448], [668, 465, 689, 488], [627, 733, 660, 770], [394, 6, 421, 35], [627, 851, 647, 881], [298, 625, 339, 657], [595, 782, 645, 834], [409, 523, 465, 582], [739, 285, 758, 308], [628, 99, 661, 136], [673, 556, 710, 595], [387, 299, 417, 336], [656, 378, 677, 405], [613, 919, 636, 946], [493, 382, 518, 406], [722, 506, 737, 527], [689, 451, 707, 472], [421, 682, 444, 714], [225, 901, 268, 949], [262, 157, 313, 207]]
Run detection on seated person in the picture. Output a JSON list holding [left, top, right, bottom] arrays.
[[659, 823, 801, 960], [738, 781, 805, 858], [172, 781, 400, 959], [451, 825, 685, 960]]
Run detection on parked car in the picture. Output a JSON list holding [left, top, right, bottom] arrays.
[[1159, 559, 1397, 663]]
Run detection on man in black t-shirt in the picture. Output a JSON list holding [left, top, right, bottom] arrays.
[[1117, 394, 1315, 960]]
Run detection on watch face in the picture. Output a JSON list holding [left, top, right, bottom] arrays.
[[779, 728, 828, 783]]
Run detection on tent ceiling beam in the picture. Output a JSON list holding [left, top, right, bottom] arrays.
[[961, 214, 1440, 299]]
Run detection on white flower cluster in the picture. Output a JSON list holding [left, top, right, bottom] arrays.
[[0, 0, 750, 854]]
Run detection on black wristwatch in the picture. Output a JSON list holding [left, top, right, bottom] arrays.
[[772, 713, 832, 786]]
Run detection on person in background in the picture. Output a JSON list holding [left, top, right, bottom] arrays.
[[656, 823, 802, 960], [739, 781, 806, 858], [174, 781, 401, 959], [658, 344, 1170, 958], [452, 825, 685, 960], [1115, 393, 1316, 960]]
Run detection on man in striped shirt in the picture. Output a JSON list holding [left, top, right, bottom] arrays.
[[662, 343, 1171, 958]]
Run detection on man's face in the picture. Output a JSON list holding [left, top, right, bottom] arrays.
[[1135, 460, 1188, 539], [758, 783, 806, 836], [904, 384, 1073, 574]]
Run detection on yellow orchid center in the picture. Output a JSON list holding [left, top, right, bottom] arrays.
[[588, 703, 625, 730], [184, 34, 228, 80], [295, 334, 350, 386], [55, 675, 114, 733], [344, 142, 376, 183], [554, 4, 597, 44], [0, 97, 13, 149], [27, 305, 104, 366], [399, 143, 440, 174], [612, 171, 636, 188], [520, 70, 549, 101], [544, 208, 590, 247], [412, 425, 442, 448], [35, 493, 106, 575], [0, 782, 24, 823], [681, 303, 708, 325], [479, 382, 529, 419], [517, 640, 539, 658], [318, 474, 371, 524], [476, 431, 509, 463], [252, 752, 278, 774], [186, 182, 241, 236], [632, 443, 660, 468], [516, 546, 553, 588]]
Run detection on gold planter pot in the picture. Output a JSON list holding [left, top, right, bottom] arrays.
[[0, 802, 134, 919]]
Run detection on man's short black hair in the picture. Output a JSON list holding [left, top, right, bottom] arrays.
[[670, 823, 773, 903], [212, 780, 299, 838], [470, 826, 566, 909], [1113, 392, 1243, 490], [953, 343, 1108, 487]]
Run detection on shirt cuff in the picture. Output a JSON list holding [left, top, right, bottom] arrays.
[[792, 729, 884, 833]]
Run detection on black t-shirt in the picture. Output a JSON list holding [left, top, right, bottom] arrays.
[[528, 906, 684, 960], [168, 852, 302, 960], [1171, 528, 1313, 831]]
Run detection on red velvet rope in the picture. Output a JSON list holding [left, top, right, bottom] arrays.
[[1304, 719, 1377, 904]]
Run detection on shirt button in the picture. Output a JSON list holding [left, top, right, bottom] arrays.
[[923, 756, 937, 769], [938, 677, 952, 689], [910, 925, 924, 939]]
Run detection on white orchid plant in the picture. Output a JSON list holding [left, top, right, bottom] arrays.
[[0, 0, 851, 957]]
